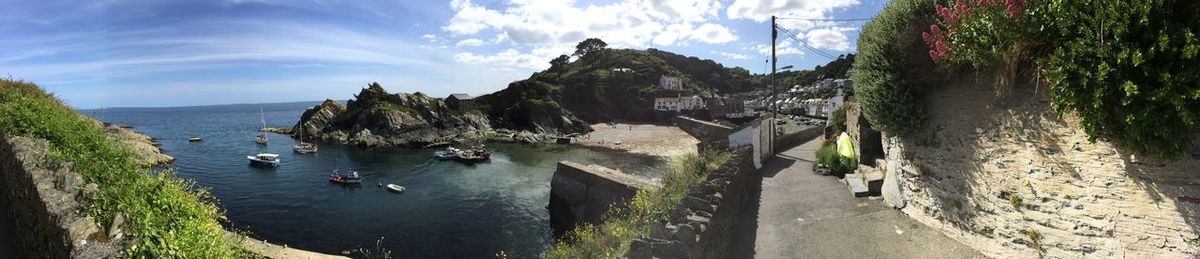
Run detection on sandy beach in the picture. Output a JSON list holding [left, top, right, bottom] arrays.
[[575, 123, 698, 159]]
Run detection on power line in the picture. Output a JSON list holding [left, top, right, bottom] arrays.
[[774, 26, 839, 60], [775, 17, 871, 21]]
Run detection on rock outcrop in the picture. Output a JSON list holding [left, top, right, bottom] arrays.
[[89, 119, 174, 167], [293, 83, 492, 148]]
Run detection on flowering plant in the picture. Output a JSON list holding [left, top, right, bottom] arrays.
[[922, 0, 1027, 65]]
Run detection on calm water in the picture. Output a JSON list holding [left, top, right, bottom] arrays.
[[85, 102, 664, 258]]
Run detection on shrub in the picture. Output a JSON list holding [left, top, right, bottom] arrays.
[[0, 79, 242, 257], [546, 151, 730, 258], [853, 0, 936, 137], [926, 0, 1200, 157], [816, 140, 856, 174], [828, 106, 847, 133]]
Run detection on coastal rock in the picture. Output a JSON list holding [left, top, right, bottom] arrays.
[[293, 83, 491, 148], [91, 119, 174, 166]]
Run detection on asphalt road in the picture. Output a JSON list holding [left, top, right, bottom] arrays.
[[730, 137, 985, 259]]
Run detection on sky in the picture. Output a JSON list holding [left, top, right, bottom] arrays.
[[0, 0, 886, 109]]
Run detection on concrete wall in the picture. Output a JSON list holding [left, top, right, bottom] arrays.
[[0, 135, 121, 258], [548, 161, 660, 236], [882, 83, 1200, 258], [626, 147, 756, 259]]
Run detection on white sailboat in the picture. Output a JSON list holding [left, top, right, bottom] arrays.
[[255, 106, 268, 145], [292, 124, 318, 154]]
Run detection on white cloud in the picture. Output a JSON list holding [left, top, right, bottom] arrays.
[[805, 27, 854, 51], [690, 23, 737, 44], [443, 0, 739, 68], [747, 40, 804, 56], [711, 51, 751, 60], [455, 38, 486, 47], [727, 0, 862, 52]]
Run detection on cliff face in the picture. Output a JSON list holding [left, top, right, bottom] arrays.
[[293, 83, 491, 148]]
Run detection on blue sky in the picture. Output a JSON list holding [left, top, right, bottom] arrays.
[[0, 0, 886, 109]]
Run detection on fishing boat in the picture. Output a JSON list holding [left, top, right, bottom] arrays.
[[189, 136, 203, 142], [386, 184, 405, 193], [329, 169, 362, 184], [292, 128, 318, 153], [255, 106, 268, 145], [247, 153, 280, 167], [454, 145, 491, 163]]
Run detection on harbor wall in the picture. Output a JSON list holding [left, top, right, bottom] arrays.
[[880, 83, 1200, 258], [626, 147, 756, 259], [548, 161, 660, 235], [0, 135, 121, 258]]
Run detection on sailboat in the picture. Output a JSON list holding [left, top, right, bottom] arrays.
[[255, 106, 268, 145], [292, 124, 318, 154]]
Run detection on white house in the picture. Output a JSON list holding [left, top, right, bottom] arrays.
[[659, 75, 683, 91], [654, 95, 706, 112]]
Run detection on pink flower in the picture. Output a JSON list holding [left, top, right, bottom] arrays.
[[1005, 0, 1025, 19]]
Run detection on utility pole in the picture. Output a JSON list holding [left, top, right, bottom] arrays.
[[770, 15, 778, 153]]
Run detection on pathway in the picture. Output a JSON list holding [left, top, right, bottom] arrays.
[[730, 137, 984, 259]]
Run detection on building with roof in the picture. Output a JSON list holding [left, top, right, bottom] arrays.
[[446, 93, 475, 111]]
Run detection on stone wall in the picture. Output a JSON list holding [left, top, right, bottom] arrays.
[[0, 135, 121, 258], [881, 82, 1200, 258], [626, 147, 756, 259], [672, 116, 733, 151], [548, 161, 660, 236], [843, 101, 883, 165]]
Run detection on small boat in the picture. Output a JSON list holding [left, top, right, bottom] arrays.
[[255, 106, 269, 145], [292, 127, 318, 153], [386, 184, 405, 193], [434, 147, 460, 160], [293, 143, 318, 154], [454, 145, 491, 163], [329, 169, 363, 184], [247, 153, 281, 167], [189, 136, 203, 142]]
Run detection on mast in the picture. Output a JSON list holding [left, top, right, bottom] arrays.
[[260, 106, 268, 141]]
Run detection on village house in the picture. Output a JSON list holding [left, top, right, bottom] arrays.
[[446, 93, 474, 111], [654, 95, 706, 112], [659, 75, 683, 91]]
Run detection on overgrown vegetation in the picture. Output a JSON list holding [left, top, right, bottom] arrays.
[[828, 106, 848, 133], [852, 0, 936, 137], [0, 79, 242, 257], [358, 237, 393, 259], [546, 151, 732, 258], [816, 140, 856, 175], [924, 0, 1200, 157]]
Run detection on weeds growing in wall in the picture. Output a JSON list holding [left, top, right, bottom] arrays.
[[545, 151, 731, 258]]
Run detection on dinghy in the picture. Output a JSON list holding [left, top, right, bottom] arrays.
[[386, 184, 405, 193]]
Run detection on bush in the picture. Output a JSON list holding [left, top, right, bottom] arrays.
[[828, 106, 847, 132], [925, 0, 1200, 157], [853, 0, 936, 137], [546, 151, 731, 258], [0, 80, 242, 257], [816, 140, 856, 174]]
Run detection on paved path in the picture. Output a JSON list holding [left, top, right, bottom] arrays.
[[730, 137, 984, 259]]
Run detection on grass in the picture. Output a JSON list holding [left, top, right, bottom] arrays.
[[545, 151, 731, 258], [815, 140, 855, 175], [0, 79, 243, 257]]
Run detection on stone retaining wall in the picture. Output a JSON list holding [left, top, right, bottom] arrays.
[[881, 83, 1200, 258], [0, 135, 121, 258], [548, 161, 660, 236], [626, 147, 755, 259]]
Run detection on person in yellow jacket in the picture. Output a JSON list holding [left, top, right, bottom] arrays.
[[836, 132, 856, 163]]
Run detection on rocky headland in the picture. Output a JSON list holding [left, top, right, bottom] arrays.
[[292, 83, 492, 148], [89, 119, 174, 166]]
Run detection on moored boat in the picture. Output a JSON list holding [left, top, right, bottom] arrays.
[[247, 153, 280, 167], [454, 145, 491, 163], [433, 147, 460, 160], [386, 184, 405, 193], [255, 106, 269, 145], [189, 136, 203, 142], [293, 143, 318, 153], [329, 169, 363, 184]]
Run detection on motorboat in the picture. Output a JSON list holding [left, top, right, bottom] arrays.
[[434, 147, 460, 160], [454, 145, 491, 163], [189, 136, 203, 142], [386, 184, 405, 193], [329, 169, 363, 184], [247, 153, 280, 167]]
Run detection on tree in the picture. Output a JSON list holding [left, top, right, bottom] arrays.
[[573, 38, 607, 57], [549, 54, 570, 69]]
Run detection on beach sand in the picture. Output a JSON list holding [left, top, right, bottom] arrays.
[[575, 123, 698, 159]]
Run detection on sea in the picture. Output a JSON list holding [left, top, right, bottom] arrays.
[[84, 101, 665, 258]]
